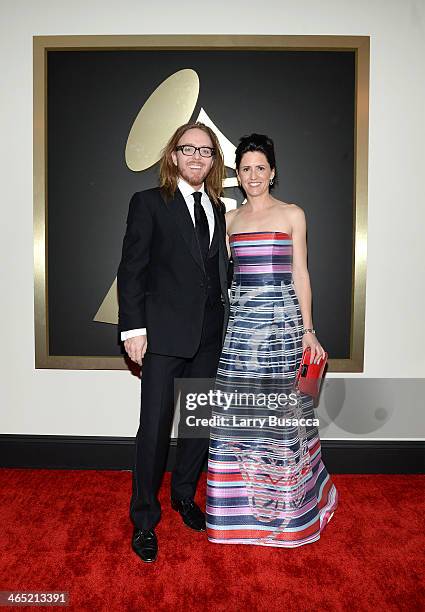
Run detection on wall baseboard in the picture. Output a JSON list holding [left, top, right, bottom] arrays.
[[0, 435, 423, 474]]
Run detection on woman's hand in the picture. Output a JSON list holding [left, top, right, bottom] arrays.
[[302, 332, 326, 364]]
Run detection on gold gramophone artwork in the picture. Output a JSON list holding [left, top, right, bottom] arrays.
[[94, 68, 238, 326]]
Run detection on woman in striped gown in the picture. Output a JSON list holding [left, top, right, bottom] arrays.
[[206, 134, 338, 547]]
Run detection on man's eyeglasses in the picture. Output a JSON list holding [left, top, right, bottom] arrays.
[[175, 145, 215, 158]]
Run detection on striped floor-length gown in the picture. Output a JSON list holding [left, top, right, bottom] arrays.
[[206, 231, 338, 547]]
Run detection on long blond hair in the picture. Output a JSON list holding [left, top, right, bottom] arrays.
[[159, 122, 225, 206]]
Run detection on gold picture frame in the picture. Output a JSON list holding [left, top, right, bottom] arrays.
[[34, 35, 369, 371]]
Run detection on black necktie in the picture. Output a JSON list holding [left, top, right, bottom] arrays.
[[192, 191, 210, 262]]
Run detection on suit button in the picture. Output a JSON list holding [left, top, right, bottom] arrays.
[[200, 282, 205, 288]]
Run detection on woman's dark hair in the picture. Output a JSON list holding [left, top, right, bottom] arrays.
[[235, 133, 278, 190]]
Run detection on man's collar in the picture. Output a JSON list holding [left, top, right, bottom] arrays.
[[177, 177, 205, 199]]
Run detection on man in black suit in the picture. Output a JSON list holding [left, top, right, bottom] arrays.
[[117, 122, 229, 562]]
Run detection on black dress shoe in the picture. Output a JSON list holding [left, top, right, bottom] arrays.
[[132, 527, 158, 563], [171, 498, 206, 531]]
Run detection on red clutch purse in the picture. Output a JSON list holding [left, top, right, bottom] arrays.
[[294, 347, 328, 398]]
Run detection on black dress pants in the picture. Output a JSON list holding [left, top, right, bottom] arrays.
[[130, 300, 224, 530]]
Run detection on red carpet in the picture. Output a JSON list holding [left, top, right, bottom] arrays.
[[0, 469, 424, 611]]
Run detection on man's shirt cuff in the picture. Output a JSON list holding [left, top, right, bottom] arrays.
[[121, 328, 147, 341]]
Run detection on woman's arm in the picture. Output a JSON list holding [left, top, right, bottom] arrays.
[[290, 206, 326, 363], [225, 209, 238, 257]]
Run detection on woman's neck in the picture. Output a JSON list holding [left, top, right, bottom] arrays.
[[244, 193, 274, 212]]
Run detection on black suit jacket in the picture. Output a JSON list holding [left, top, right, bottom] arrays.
[[117, 186, 230, 358]]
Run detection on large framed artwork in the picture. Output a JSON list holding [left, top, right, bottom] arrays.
[[33, 35, 369, 371]]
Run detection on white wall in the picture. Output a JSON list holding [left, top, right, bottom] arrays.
[[0, 0, 424, 440]]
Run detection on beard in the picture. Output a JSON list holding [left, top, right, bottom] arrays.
[[178, 161, 213, 188]]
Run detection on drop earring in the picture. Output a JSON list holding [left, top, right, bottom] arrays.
[[269, 177, 274, 186]]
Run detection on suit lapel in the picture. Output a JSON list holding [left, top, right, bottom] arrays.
[[212, 201, 229, 300], [208, 215, 219, 258], [162, 188, 205, 273]]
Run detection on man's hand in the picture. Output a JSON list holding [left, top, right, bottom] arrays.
[[124, 335, 147, 366]]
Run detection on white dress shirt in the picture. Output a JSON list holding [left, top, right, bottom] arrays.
[[121, 178, 215, 341]]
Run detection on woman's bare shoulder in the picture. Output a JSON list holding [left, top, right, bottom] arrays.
[[272, 201, 306, 235], [276, 200, 305, 219], [225, 207, 240, 231], [274, 199, 303, 211], [225, 207, 239, 221]]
